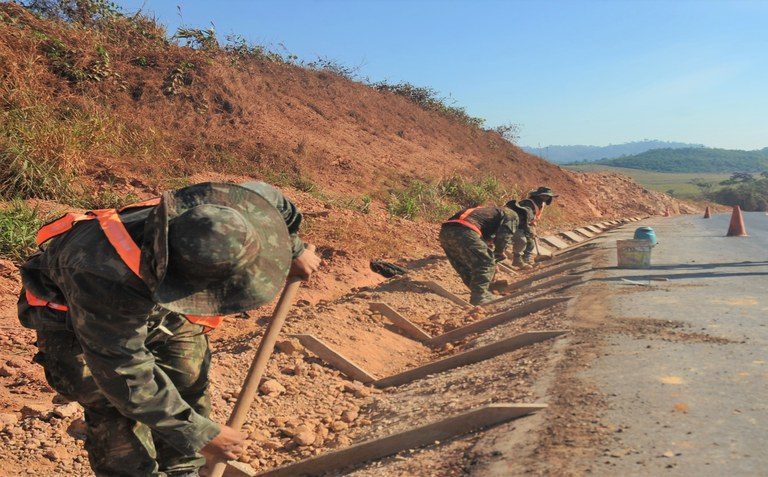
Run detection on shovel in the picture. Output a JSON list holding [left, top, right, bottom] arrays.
[[207, 247, 311, 477]]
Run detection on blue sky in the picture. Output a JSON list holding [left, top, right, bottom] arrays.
[[119, 0, 768, 150]]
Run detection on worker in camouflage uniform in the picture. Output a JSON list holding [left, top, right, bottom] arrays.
[[17, 182, 321, 476], [512, 186, 559, 269], [439, 200, 532, 305]]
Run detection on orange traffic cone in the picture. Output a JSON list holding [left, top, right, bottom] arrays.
[[703, 206, 711, 219], [726, 206, 748, 237]]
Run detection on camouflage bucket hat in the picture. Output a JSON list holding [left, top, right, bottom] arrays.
[[528, 186, 559, 198], [505, 200, 534, 222], [141, 182, 292, 316]]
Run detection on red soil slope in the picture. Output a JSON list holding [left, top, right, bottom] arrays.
[[1, 2, 691, 230]]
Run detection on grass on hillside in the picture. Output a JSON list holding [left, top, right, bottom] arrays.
[[387, 175, 519, 221], [0, 200, 49, 263], [565, 164, 730, 200]]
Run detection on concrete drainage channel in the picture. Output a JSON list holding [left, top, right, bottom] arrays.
[[227, 217, 648, 477]]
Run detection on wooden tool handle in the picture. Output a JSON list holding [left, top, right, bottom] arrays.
[[209, 246, 312, 477]]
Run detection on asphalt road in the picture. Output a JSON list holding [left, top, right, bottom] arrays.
[[588, 212, 768, 475]]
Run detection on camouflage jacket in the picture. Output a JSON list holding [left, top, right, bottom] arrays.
[[18, 182, 304, 455], [444, 206, 520, 260]]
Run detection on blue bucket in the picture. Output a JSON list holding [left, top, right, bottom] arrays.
[[633, 226, 658, 245]]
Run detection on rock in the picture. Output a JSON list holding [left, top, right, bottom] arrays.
[[341, 409, 358, 423], [52, 402, 81, 419], [66, 418, 87, 438], [293, 430, 316, 446], [43, 448, 64, 461], [330, 421, 348, 432], [275, 339, 303, 355], [0, 365, 15, 378], [21, 404, 52, 419], [259, 379, 285, 396], [0, 413, 19, 427]]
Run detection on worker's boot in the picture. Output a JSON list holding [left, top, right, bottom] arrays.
[[523, 254, 537, 268], [512, 255, 532, 270], [470, 292, 496, 306]]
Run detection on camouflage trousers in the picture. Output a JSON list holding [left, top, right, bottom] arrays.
[[439, 224, 497, 304], [512, 229, 535, 262], [34, 314, 211, 477]]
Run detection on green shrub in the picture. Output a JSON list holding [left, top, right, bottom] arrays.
[[373, 81, 485, 129], [0, 200, 48, 262]]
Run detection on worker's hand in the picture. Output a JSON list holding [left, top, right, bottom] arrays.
[[289, 245, 321, 281], [201, 425, 246, 461]]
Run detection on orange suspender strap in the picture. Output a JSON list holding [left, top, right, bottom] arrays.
[[119, 197, 161, 211], [92, 208, 144, 278], [529, 202, 542, 226], [35, 198, 161, 247], [36, 213, 95, 246], [185, 315, 225, 332], [444, 207, 482, 235], [25, 289, 69, 312]]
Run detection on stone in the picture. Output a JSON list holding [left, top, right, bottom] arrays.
[[43, 448, 64, 461], [259, 379, 285, 396], [52, 402, 81, 419], [0, 365, 15, 378], [293, 430, 316, 446], [0, 413, 19, 427], [341, 409, 358, 423], [330, 421, 348, 432], [275, 339, 303, 355], [21, 404, 52, 419], [67, 418, 87, 438]]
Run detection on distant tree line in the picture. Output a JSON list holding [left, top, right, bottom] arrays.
[[703, 172, 768, 211], [591, 147, 768, 173]]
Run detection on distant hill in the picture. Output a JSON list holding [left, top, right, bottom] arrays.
[[592, 147, 768, 173], [524, 140, 703, 164]]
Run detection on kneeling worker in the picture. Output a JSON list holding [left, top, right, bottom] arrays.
[[439, 200, 532, 305], [512, 186, 558, 269], [18, 181, 321, 476]]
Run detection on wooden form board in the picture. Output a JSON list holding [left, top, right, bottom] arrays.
[[497, 262, 518, 275], [421, 280, 472, 308], [255, 404, 546, 477], [369, 303, 432, 342], [560, 230, 585, 243], [574, 228, 595, 238], [585, 225, 603, 234], [485, 274, 583, 307], [374, 330, 567, 388], [292, 334, 377, 383], [540, 235, 570, 250], [428, 296, 571, 346]]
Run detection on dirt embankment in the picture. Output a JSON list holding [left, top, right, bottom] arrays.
[[1, 2, 692, 230]]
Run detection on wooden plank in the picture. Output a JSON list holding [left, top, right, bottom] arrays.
[[291, 334, 377, 383], [421, 280, 472, 308], [369, 303, 432, 342], [536, 241, 554, 257], [374, 330, 567, 388], [484, 274, 583, 306], [575, 227, 595, 238], [428, 296, 571, 346], [540, 235, 569, 250], [256, 403, 546, 477], [497, 262, 518, 275], [585, 225, 602, 234], [560, 230, 585, 243]]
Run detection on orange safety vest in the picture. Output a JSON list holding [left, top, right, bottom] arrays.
[[28, 198, 224, 330], [443, 207, 482, 235]]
